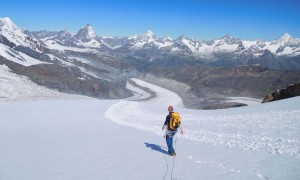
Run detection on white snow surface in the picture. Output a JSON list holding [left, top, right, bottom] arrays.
[[0, 78, 300, 180], [43, 39, 98, 53], [125, 80, 151, 101], [0, 65, 86, 103], [0, 44, 47, 66], [225, 97, 262, 106], [77, 39, 101, 48], [0, 17, 29, 46], [128, 78, 183, 106]]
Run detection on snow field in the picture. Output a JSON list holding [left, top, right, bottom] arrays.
[[129, 78, 183, 106], [0, 44, 47, 66], [107, 78, 300, 157], [225, 96, 261, 106], [125, 80, 151, 100], [0, 65, 87, 103], [0, 77, 299, 179], [105, 79, 300, 179]]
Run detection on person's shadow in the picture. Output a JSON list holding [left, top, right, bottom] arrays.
[[144, 142, 169, 155]]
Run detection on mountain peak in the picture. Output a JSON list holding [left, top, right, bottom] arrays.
[[219, 34, 240, 44], [221, 34, 235, 40], [161, 36, 173, 42], [143, 30, 156, 39], [76, 24, 97, 40], [0, 17, 17, 29], [279, 33, 292, 42], [145, 30, 154, 36], [176, 35, 188, 41], [223, 34, 231, 38], [132, 30, 156, 42]]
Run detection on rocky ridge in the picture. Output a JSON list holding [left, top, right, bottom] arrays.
[[263, 83, 300, 103]]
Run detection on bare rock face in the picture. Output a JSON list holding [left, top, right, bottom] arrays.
[[262, 83, 300, 103], [148, 63, 300, 99], [0, 58, 132, 99]]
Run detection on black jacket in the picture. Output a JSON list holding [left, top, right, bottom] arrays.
[[164, 112, 174, 131]]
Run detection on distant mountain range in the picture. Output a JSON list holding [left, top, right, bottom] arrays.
[[29, 22, 300, 57], [1, 17, 300, 108], [25, 21, 300, 70], [1, 17, 300, 69]]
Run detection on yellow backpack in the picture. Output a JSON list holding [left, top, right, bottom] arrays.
[[169, 112, 181, 130]]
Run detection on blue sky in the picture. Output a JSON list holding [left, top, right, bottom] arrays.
[[1, 0, 299, 41]]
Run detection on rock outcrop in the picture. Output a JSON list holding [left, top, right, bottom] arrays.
[[262, 83, 300, 103]]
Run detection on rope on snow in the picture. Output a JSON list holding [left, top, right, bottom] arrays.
[[171, 135, 177, 180]]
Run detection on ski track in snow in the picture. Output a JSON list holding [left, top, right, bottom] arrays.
[[105, 78, 300, 157]]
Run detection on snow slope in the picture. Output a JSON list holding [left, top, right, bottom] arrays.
[[0, 44, 48, 66], [0, 78, 299, 180], [0, 65, 86, 103], [106, 79, 300, 157], [225, 97, 262, 106], [0, 17, 30, 47], [43, 39, 98, 53]]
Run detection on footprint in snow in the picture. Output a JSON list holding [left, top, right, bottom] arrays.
[[189, 156, 242, 174], [218, 163, 226, 168], [196, 160, 206, 164], [229, 169, 241, 173], [256, 172, 269, 180]]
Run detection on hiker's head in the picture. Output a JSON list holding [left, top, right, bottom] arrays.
[[168, 105, 173, 112]]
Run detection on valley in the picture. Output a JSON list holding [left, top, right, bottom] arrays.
[[1, 17, 300, 109]]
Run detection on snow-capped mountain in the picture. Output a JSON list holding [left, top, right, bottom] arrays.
[[75, 24, 102, 47], [0, 17, 50, 66], [130, 30, 156, 42], [76, 24, 97, 40], [0, 17, 42, 51], [174, 33, 300, 57], [267, 33, 300, 55], [19, 17, 300, 61], [1, 17, 300, 105], [0, 17, 132, 99], [1, 17, 300, 70], [0, 17, 27, 46]]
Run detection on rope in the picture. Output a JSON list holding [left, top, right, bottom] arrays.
[[162, 154, 168, 180], [162, 131, 168, 180], [171, 135, 177, 180]]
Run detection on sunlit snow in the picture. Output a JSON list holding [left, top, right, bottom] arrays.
[[1, 77, 299, 180]]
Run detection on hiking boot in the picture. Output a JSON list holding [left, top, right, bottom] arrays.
[[171, 153, 176, 156]]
